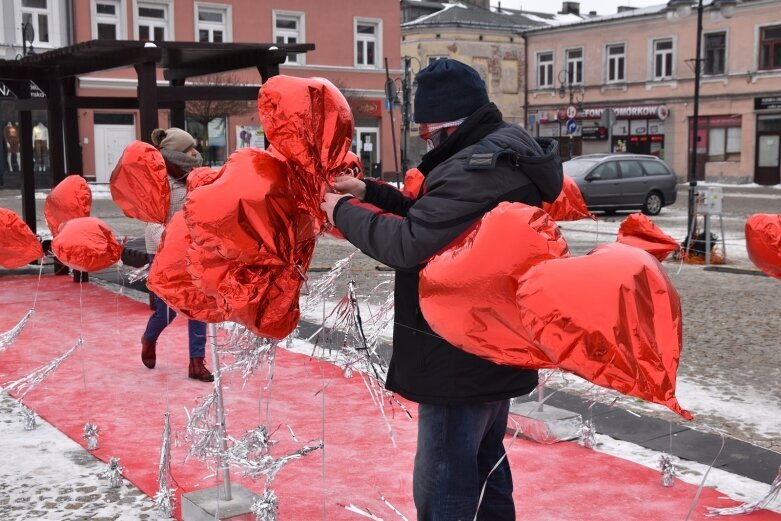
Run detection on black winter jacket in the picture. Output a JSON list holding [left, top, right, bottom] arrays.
[[333, 105, 563, 404]]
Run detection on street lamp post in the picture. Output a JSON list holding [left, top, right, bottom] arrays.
[[558, 69, 585, 160], [666, 0, 736, 249]]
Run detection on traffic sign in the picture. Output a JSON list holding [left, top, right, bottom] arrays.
[[566, 118, 578, 135], [566, 105, 578, 119]]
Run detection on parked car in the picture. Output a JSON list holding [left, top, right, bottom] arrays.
[[563, 154, 678, 215]]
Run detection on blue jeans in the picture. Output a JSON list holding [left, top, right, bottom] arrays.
[[414, 400, 515, 521], [142, 255, 206, 358]]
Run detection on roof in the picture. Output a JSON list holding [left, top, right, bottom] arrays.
[[401, 1, 561, 31], [0, 40, 315, 81], [523, 3, 669, 33]]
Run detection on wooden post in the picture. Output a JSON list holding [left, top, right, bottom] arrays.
[[46, 79, 66, 185], [18, 81, 36, 234], [62, 77, 83, 176], [169, 78, 186, 129], [135, 61, 159, 144]]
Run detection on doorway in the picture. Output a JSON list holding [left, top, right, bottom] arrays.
[[94, 113, 135, 183], [354, 127, 380, 178], [756, 133, 780, 185]]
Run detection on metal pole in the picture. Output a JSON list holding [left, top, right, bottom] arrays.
[[401, 56, 412, 174], [208, 323, 232, 500], [686, 0, 705, 250], [384, 57, 400, 185]]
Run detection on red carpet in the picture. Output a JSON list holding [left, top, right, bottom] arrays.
[[0, 274, 778, 520]]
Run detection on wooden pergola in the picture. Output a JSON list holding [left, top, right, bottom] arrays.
[[0, 40, 314, 234]]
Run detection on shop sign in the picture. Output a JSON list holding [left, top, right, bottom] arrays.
[[0, 82, 15, 98], [582, 126, 607, 141], [348, 99, 382, 118], [558, 104, 669, 121], [755, 96, 781, 111]]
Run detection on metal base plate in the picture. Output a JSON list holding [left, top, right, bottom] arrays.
[[508, 402, 582, 444], [181, 483, 256, 521]]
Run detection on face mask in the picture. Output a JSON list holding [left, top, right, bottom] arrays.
[[193, 150, 203, 167], [425, 129, 448, 152]]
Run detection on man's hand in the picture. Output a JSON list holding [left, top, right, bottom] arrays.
[[333, 176, 366, 200], [320, 192, 351, 225]]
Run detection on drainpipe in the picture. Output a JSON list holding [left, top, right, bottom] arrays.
[[522, 31, 530, 134], [66, 0, 74, 45]]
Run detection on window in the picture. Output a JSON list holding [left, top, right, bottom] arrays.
[[137, 1, 170, 42], [653, 38, 674, 80], [537, 51, 554, 88], [759, 24, 781, 71], [20, 0, 50, 44], [592, 162, 619, 180], [619, 160, 644, 178], [196, 5, 229, 43], [641, 160, 670, 176], [606, 43, 625, 83], [708, 127, 741, 161], [703, 32, 726, 75], [93, 0, 122, 40], [565, 48, 583, 85], [355, 19, 381, 68], [273, 11, 304, 64]]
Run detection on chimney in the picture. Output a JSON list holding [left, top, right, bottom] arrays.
[[559, 2, 581, 15], [617, 6, 637, 13], [588, 10, 597, 16]]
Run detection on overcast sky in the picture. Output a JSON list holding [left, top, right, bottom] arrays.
[[490, 0, 663, 16]]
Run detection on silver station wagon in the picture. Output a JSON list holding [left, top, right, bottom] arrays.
[[563, 154, 679, 215]]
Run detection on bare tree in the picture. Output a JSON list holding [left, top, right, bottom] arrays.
[[184, 74, 254, 164]]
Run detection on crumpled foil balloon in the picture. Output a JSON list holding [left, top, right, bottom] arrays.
[[186, 166, 222, 192], [659, 453, 675, 487], [104, 457, 124, 488], [20, 404, 37, 431], [617, 213, 680, 262], [745, 214, 781, 280], [51, 217, 122, 273], [44, 174, 92, 236], [328, 152, 364, 240], [110, 140, 170, 224], [403, 167, 425, 198], [542, 174, 594, 221], [83, 422, 99, 450], [251, 489, 279, 521], [420, 202, 569, 364], [579, 418, 595, 449], [0, 209, 44, 268], [517, 243, 692, 419], [146, 212, 229, 323]]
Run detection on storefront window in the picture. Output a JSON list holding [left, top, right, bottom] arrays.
[[185, 116, 227, 166]]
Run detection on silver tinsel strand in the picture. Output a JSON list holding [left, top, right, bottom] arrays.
[[155, 413, 176, 518], [183, 390, 221, 465], [103, 457, 124, 488], [0, 309, 34, 352], [83, 422, 99, 451], [20, 404, 36, 430], [301, 254, 354, 315], [220, 324, 276, 383], [659, 454, 675, 487], [127, 263, 150, 283], [6, 339, 80, 400], [706, 465, 781, 516], [579, 418, 595, 449], [251, 489, 279, 521]]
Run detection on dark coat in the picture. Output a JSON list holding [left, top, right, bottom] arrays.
[[333, 108, 563, 405]]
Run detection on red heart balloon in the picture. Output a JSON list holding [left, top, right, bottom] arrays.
[[402, 168, 424, 198], [44, 175, 92, 236], [420, 202, 569, 364], [51, 217, 122, 273], [186, 166, 222, 192], [617, 213, 680, 262], [745, 214, 781, 280], [543, 175, 594, 221], [517, 243, 691, 419], [0, 209, 43, 269], [110, 140, 170, 224]]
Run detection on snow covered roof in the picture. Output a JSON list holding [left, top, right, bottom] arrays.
[[401, 1, 562, 30], [523, 3, 670, 33]]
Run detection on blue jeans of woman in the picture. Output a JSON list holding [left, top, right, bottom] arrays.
[[142, 254, 206, 358], [413, 399, 515, 521]]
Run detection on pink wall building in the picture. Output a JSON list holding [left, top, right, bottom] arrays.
[[524, 0, 781, 185], [55, 0, 400, 182]]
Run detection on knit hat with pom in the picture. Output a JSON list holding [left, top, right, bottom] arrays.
[[150, 127, 196, 153]]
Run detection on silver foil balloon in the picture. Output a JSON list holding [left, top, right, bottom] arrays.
[[251, 489, 279, 521], [155, 413, 176, 518], [83, 422, 99, 451], [659, 453, 675, 487], [20, 404, 36, 431], [0, 309, 34, 353], [104, 457, 124, 488]]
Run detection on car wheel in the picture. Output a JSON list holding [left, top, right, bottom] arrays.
[[642, 191, 663, 216]]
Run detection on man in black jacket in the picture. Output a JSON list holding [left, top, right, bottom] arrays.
[[321, 59, 563, 520]]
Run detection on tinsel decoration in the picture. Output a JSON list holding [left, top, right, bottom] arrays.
[[251, 489, 279, 521], [155, 412, 176, 518], [659, 454, 675, 487], [221, 425, 323, 482], [20, 404, 36, 431], [301, 254, 354, 315], [706, 465, 781, 516], [579, 418, 595, 449], [183, 390, 221, 465], [0, 309, 34, 352], [342, 503, 386, 520], [6, 339, 80, 400], [103, 457, 124, 488], [380, 493, 409, 521], [220, 324, 276, 383], [83, 422, 99, 451], [127, 263, 150, 283]]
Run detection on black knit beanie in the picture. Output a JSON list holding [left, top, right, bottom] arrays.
[[413, 59, 490, 124]]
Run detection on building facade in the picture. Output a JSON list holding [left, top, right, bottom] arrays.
[[524, 0, 781, 185], [0, 0, 400, 186]]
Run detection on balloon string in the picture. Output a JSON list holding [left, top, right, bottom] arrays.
[[32, 258, 44, 310], [684, 434, 725, 521], [472, 416, 523, 521], [77, 280, 92, 425]]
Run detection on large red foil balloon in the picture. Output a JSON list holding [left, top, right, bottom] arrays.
[[617, 213, 680, 262], [745, 214, 781, 280], [420, 202, 569, 363], [44, 175, 92, 236], [186, 167, 222, 191], [0, 209, 43, 268], [327, 151, 364, 240], [51, 217, 122, 272], [403, 168, 425, 198], [110, 140, 170, 224], [543, 175, 594, 221], [146, 212, 228, 322], [517, 243, 691, 419]]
